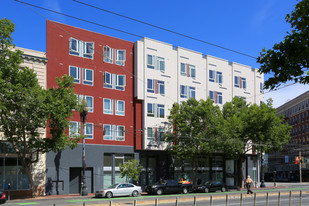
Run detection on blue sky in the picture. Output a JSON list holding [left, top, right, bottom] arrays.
[[2, 0, 309, 108]]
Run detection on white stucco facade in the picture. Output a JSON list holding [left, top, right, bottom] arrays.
[[135, 37, 264, 150]]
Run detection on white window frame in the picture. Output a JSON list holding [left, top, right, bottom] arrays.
[[147, 54, 155, 69], [84, 123, 93, 139], [115, 100, 125, 116], [157, 57, 165, 72], [116, 125, 125, 141], [209, 91, 215, 103], [147, 127, 155, 141], [180, 85, 187, 98], [69, 121, 80, 138], [147, 79, 155, 93], [115, 49, 126, 66], [241, 77, 247, 90], [83, 68, 94, 86], [216, 72, 223, 85], [180, 63, 187, 76], [103, 46, 113, 63], [234, 76, 240, 87], [157, 104, 165, 118], [77, 95, 93, 113], [217, 92, 223, 104], [83, 42, 94, 58], [147, 103, 154, 117], [157, 80, 165, 95], [69, 38, 79, 53], [209, 70, 215, 82], [69, 66, 80, 83], [189, 87, 196, 99], [157, 128, 165, 142], [103, 98, 113, 115], [103, 124, 112, 140], [103, 72, 112, 88], [189, 65, 196, 79], [116, 75, 126, 90]]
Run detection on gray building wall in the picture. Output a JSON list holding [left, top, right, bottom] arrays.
[[46, 144, 137, 195]]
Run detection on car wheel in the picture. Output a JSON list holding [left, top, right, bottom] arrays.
[[182, 187, 188, 194], [204, 188, 209, 193], [106, 191, 113, 198], [221, 187, 226, 192], [132, 190, 138, 197], [156, 189, 163, 195]]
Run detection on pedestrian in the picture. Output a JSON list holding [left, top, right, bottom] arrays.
[[245, 175, 254, 194]]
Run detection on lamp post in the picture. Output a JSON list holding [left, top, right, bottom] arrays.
[[80, 99, 88, 196], [260, 152, 266, 188]]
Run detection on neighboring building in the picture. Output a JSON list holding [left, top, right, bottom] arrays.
[[268, 91, 309, 182], [135, 38, 264, 186], [45, 20, 140, 195], [0, 47, 47, 196]]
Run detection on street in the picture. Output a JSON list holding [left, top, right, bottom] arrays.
[[4, 182, 309, 206]]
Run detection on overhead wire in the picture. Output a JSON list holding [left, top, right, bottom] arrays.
[[15, 0, 297, 139]]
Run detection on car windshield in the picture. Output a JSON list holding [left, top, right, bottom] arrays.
[[107, 184, 119, 189]]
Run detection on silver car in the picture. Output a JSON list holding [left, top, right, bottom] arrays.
[[95, 183, 142, 198]]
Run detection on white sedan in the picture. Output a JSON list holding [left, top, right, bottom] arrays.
[[95, 183, 142, 198]]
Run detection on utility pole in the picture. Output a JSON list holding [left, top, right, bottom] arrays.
[[299, 151, 302, 183], [80, 99, 88, 196]]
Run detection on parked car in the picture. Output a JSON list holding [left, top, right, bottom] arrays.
[[0, 191, 6, 204], [95, 183, 142, 198], [194, 181, 228, 193], [145, 179, 193, 195]]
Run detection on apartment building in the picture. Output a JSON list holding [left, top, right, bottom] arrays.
[[0, 47, 47, 196], [135, 37, 264, 186], [267, 91, 309, 182], [45, 20, 140, 195]]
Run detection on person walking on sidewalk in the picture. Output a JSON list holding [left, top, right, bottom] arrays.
[[245, 175, 254, 194]]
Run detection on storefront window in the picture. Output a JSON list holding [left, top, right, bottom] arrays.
[[0, 158, 3, 190], [148, 157, 156, 185], [225, 160, 234, 186], [103, 171, 112, 188], [103, 154, 112, 188], [5, 158, 17, 190], [18, 160, 30, 189]]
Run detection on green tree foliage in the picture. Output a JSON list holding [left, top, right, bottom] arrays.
[[221, 97, 291, 187], [165, 98, 224, 183], [119, 159, 143, 183], [0, 18, 79, 196], [257, 0, 309, 90]]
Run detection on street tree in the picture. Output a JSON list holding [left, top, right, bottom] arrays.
[[257, 0, 309, 90], [119, 159, 143, 183], [0, 18, 80, 196], [165, 98, 224, 183], [220, 97, 291, 187]]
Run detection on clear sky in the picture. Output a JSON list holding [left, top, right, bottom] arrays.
[[2, 0, 309, 108]]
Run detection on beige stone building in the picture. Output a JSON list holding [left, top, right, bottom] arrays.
[[0, 47, 47, 196]]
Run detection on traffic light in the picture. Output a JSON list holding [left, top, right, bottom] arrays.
[[295, 156, 300, 164]]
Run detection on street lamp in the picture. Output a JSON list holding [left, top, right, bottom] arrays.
[[260, 152, 266, 188], [80, 99, 88, 196]]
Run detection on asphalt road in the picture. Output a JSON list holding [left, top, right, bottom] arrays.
[[4, 182, 309, 206]]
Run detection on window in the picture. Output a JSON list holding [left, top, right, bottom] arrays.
[[115, 50, 126, 66], [115, 100, 125, 116], [180, 85, 187, 98], [158, 128, 165, 141], [104, 125, 112, 140], [189, 87, 196, 99], [103, 124, 125, 141], [69, 121, 80, 138], [147, 103, 165, 118], [103, 46, 113, 63], [147, 55, 155, 69], [147, 79, 165, 95], [147, 55, 165, 72], [147, 79, 155, 93], [69, 66, 80, 83], [84, 123, 93, 139], [103, 72, 126, 91], [103, 72, 112, 89], [116, 126, 125, 140], [235, 76, 246, 89], [189, 65, 196, 78], [209, 91, 223, 104], [180, 85, 195, 99], [77, 95, 93, 112], [147, 127, 155, 141], [180, 63, 187, 76], [210, 70, 223, 84], [69, 38, 94, 59], [83, 68, 93, 86], [157, 104, 165, 118], [260, 82, 263, 93], [104, 99, 113, 114], [157, 80, 165, 95], [116, 75, 126, 91], [147, 103, 154, 117]]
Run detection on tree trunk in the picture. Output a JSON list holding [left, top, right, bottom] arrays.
[[236, 156, 245, 188], [20, 157, 35, 197]]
